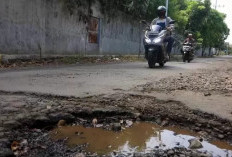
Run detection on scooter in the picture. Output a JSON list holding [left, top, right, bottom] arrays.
[[182, 42, 194, 63], [142, 20, 175, 68]]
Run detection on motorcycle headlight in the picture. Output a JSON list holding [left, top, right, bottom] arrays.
[[183, 46, 188, 50], [153, 38, 161, 44], [145, 38, 151, 44]]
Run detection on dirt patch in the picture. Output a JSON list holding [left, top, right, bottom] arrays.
[[0, 92, 232, 156], [0, 56, 144, 69], [137, 61, 232, 95]]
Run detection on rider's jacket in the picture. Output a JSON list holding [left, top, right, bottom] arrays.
[[150, 17, 173, 30], [184, 38, 195, 44]]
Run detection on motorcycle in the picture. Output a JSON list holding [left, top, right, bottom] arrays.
[[142, 20, 175, 68], [182, 42, 194, 63]]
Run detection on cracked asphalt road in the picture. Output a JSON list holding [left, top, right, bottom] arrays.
[[0, 57, 230, 97]]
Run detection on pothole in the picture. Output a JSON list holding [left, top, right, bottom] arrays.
[[1, 93, 232, 157], [51, 122, 232, 156]]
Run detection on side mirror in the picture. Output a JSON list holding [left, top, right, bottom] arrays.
[[141, 20, 150, 31], [169, 20, 176, 24], [145, 27, 151, 31], [140, 20, 148, 25]]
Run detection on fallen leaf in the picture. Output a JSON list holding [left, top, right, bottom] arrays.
[[57, 120, 66, 127], [11, 141, 20, 151]]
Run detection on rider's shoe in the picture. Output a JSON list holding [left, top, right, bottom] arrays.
[[165, 54, 170, 61]]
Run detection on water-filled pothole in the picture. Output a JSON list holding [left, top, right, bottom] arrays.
[[51, 122, 232, 156]]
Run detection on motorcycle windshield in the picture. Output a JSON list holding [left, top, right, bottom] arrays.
[[150, 25, 162, 33], [184, 43, 193, 46]]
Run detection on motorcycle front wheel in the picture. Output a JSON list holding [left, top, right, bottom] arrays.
[[159, 62, 164, 67], [148, 52, 156, 68], [183, 55, 186, 62], [183, 52, 188, 63]]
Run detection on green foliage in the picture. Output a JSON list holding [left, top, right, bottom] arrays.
[[62, 0, 165, 20], [63, 0, 92, 15], [168, 0, 189, 33], [203, 10, 229, 48], [63, 0, 152, 19], [97, 0, 127, 17], [187, 1, 210, 32], [176, 0, 230, 53], [145, 0, 164, 20]]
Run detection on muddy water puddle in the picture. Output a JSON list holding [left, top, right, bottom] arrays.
[[52, 122, 232, 156]]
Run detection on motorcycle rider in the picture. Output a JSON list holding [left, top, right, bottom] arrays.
[[181, 33, 195, 55], [184, 33, 195, 45], [149, 6, 175, 60]]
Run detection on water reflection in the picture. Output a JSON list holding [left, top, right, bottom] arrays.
[[51, 122, 232, 156]]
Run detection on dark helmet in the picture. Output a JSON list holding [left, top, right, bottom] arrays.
[[157, 6, 166, 18]]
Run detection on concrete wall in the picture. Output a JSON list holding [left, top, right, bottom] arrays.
[[0, 0, 46, 54], [0, 0, 143, 56], [0, 0, 89, 55], [100, 14, 142, 55]]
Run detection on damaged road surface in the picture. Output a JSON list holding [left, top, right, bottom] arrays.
[[0, 57, 225, 97], [0, 57, 232, 157]]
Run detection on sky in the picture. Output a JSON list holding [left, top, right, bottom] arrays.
[[210, 0, 232, 44]]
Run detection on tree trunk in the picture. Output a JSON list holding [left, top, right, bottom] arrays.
[[215, 48, 217, 55], [202, 47, 205, 57], [208, 47, 212, 56]]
